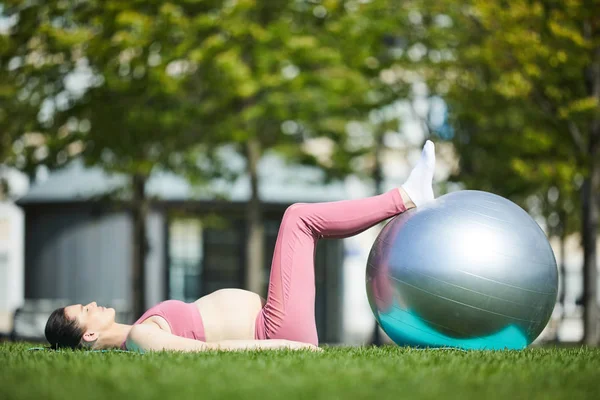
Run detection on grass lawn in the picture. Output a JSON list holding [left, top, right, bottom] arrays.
[[1, 342, 599, 400]]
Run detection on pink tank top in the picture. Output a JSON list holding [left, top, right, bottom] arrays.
[[121, 300, 206, 350]]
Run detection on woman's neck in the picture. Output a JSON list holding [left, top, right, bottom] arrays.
[[98, 323, 133, 349]]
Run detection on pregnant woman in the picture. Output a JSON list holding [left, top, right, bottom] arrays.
[[45, 141, 436, 352]]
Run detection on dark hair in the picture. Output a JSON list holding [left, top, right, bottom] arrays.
[[44, 307, 85, 350]]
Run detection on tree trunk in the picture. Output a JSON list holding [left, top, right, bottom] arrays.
[[0, 167, 8, 201], [559, 211, 567, 308], [582, 158, 599, 345], [131, 174, 148, 319], [245, 138, 265, 295], [371, 130, 385, 346], [581, 22, 600, 346], [553, 211, 568, 341]]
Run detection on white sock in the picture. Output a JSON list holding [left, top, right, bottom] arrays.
[[401, 140, 436, 207]]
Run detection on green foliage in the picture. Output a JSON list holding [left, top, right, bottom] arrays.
[[410, 0, 600, 237], [0, 0, 421, 183], [2, 342, 600, 400], [181, 0, 392, 172], [1, 1, 229, 179]]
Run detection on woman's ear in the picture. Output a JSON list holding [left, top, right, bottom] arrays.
[[82, 331, 99, 343]]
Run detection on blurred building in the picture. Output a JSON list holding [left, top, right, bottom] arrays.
[[12, 155, 349, 343]]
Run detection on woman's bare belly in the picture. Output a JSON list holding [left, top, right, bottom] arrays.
[[193, 289, 266, 342]]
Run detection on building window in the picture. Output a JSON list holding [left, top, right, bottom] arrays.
[[168, 217, 244, 300], [166, 212, 343, 342], [202, 223, 244, 294], [168, 219, 203, 302]]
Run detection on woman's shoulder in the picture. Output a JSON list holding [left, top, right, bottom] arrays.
[[138, 315, 170, 332], [133, 301, 184, 332]]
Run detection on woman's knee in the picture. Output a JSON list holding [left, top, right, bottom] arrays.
[[283, 203, 309, 222], [280, 203, 319, 239]]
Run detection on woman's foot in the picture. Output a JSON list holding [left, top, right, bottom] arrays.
[[400, 140, 436, 209]]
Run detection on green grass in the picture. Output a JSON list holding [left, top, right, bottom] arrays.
[[2, 342, 599, 400]]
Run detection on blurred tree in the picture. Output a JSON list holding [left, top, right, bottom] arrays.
[[183, 0, 357, 294], [0, 2, 51, 178], [0, 0, 222, 318], [414, 0, 599, 343], [315, 1, 445, 344], [1, 0, 420, 310], [180, 0, 415, 295]]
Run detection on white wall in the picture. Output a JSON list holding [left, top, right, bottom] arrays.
[[0, 202, 24, 332], [543, 235, 600, 342]]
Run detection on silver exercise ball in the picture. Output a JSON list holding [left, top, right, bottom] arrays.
[[366, 190, 558, 350]]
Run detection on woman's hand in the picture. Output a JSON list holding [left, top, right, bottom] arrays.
[[283, 340, 322, 352], [208, 339, 322, 352]]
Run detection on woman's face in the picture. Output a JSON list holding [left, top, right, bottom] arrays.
[[64, 302, 116, 342]]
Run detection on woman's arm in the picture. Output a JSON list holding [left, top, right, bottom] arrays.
[[209, 339, 320, 351], [126, 324, 320, 353]]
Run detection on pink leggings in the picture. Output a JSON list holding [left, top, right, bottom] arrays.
[[254, 189, 407, 346]]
